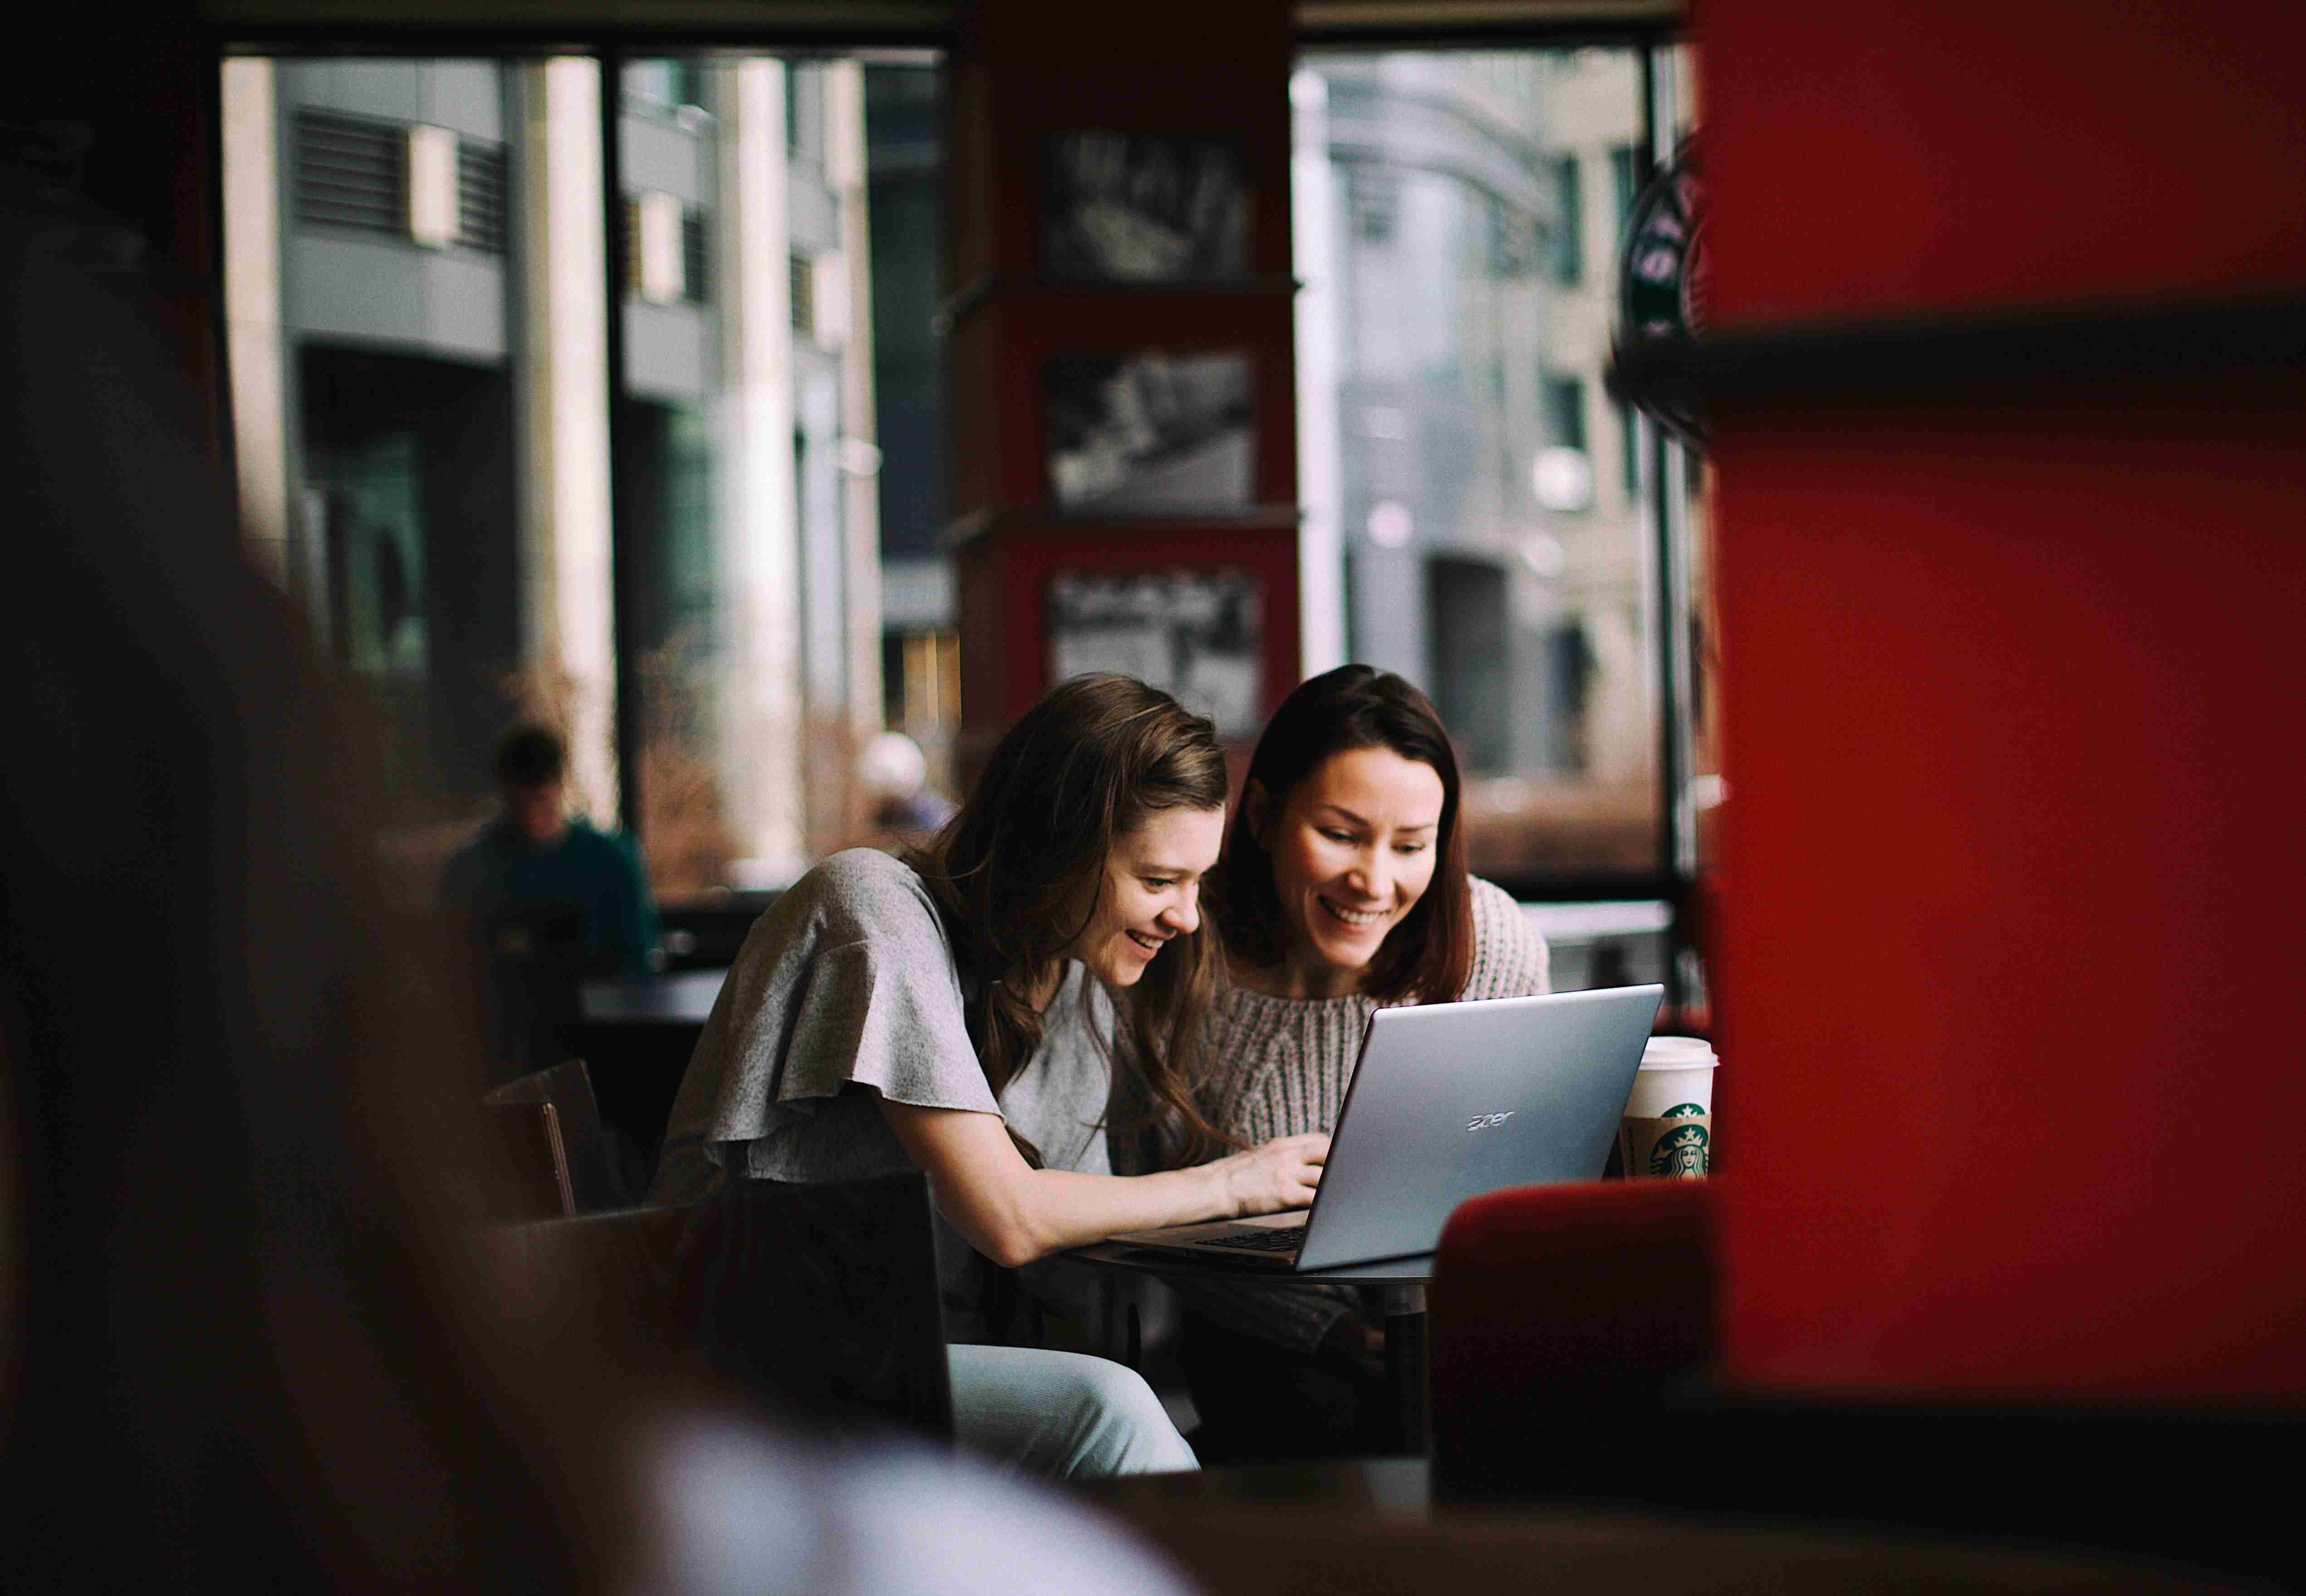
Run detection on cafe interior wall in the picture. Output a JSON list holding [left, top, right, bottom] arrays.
[[943, 0, 1305, 780], [1702, 0, 2306, 1398]]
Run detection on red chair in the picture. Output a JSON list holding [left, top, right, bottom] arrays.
[[1428, 1179, 1714, 1499]]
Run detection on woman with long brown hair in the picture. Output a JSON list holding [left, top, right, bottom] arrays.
[[651, 672, 1327, 1478], [1163, 663, 1550, 1461]]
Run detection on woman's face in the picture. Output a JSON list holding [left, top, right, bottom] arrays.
[[1065, 804, 1227, 989], [1256, 744, 1445, 984]]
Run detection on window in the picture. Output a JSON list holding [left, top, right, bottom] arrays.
[[1297, 44, 1693, 887], [1543, 374, 1587, 450], [1610, 142, 1642, 245], [1426, 557, 1511, 774], [1546, 151, 1582, 284], [224, 51, 946, 906]]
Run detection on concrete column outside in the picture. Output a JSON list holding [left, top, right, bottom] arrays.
[[712, 59, 807, 886], [829, 59, 885, 778], [1290, 66, 1345, 679], [516, 58, 619, 823], [221, 58, 292, 587]]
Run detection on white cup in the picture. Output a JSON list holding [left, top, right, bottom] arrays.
[[1619, 1036, 1717, 1178], [1624, 1035, 1717, 1118]]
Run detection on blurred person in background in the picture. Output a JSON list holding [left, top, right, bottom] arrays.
[[444, 723, 660, 1077], [856, 729, 958, 855]]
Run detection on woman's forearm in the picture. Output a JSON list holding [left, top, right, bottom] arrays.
[[996, 1163, 1241, 1263], [877, 1097, 1322, 1268]]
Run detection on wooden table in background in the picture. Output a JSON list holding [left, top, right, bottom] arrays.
[[571, 969, 728, 1174]]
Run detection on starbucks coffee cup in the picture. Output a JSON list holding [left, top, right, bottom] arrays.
[[1619, 1035, 1717, 1179]]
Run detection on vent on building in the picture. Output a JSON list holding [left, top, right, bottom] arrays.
[[790, 253, 814, 335], [457, 140, 508, 253], [1350, 167, 1400, 243], [293, 109, 403, 236], [681, 211, 708, 305], [623, 195, 709, 305]]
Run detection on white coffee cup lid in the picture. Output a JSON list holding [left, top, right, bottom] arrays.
[[1640, 1034, 1717, 1068]]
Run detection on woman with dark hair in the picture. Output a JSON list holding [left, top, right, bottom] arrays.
[[651, 672, 1328, 1479], [1167, 663, 1550, 1460]]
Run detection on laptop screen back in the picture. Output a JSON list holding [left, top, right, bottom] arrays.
[[1295, 984, 1663, 1270]]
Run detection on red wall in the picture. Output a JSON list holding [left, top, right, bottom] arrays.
[[947, 0, 1300, 746], [1704, 3, 2306, 324], [1703, 1, 2306, 1396]]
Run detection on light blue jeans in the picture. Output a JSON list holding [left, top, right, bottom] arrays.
[[946, 1345, 1198, 1479]]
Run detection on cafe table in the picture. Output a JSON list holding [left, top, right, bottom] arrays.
[[1069, 1457, 2233, 1596], [571, 968, 729, 1164], [1063, 1240, 1437, 1453]]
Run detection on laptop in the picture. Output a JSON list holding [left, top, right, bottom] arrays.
[[1107, 984, 1663, 1270]]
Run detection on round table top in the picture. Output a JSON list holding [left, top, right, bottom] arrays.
[[579, 967, 727, 1025], [1064, 1239, 1435, 1287]]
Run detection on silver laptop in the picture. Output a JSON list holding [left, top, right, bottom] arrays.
[[1108, 984, 1663, 1270]]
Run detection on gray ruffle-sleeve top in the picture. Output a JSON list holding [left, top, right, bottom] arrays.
[[652, 848, 1113, 1204], [648, 849, 1116, 1339], [1168, 877, 1551, 1354]]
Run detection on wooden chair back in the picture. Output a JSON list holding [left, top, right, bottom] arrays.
[[478, 1203, 697, 1369], [672, 1172, 953, 1444], [478, 1098, 576, 1221], [484, 1059, 623, 1212]]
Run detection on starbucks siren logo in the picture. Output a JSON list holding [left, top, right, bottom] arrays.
[[1609, 132, 1707, 449], [1649, 1119, 1708, 1178]]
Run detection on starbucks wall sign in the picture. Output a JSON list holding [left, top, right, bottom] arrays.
[[1611, 133, 1707, 449]]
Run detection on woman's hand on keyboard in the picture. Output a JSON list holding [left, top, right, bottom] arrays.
[[1213, 1131, 1329, 1216]]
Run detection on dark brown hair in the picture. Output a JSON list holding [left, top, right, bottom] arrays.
[[1216, 664, 1473, 1004], [911, 673, 1232, 1165]]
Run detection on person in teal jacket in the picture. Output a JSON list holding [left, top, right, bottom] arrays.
[[445, 725, 660, 1073]]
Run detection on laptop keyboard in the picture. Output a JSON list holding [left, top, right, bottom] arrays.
[[1201, 1228, 1304, 1254]]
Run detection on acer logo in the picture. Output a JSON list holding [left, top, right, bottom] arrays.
[[1466, 1111, 1516, 1131]]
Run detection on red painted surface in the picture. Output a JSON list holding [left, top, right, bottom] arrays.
[[946, 0, 1301, 744], [955, 524, 1301, 730], [952, 295, 1301, 513], [1702, 0, 2306, 1398], [1713, 392, 2306, 1395], [1702, 0, 2306, 323], [952, 0, 1294, 285]]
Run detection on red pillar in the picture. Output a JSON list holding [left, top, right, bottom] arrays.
[[1702, 0, 2306, 1396]]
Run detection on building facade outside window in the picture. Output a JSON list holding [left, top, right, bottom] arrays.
[[222, 52, 949, 908], [1293, 44, 1710, 898]]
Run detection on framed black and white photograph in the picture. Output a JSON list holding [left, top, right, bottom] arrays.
[[1042, 130, 1248, 284], [1044, 350, 1255, 516], [1047, 569, 1263, 739]]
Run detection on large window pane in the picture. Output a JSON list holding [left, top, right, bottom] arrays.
[[1294, 45, 1680, 886], [227, 51, 946, 912], [225, 55, 618, 874], [618, 55, 949, 904]]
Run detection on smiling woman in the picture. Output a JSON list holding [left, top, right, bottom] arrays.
[[1242, 744, 1447, 998], [1143, 664, 1552, 1462], [648, 673, 1328, 1480], [1044, 805, 1229, 1002]]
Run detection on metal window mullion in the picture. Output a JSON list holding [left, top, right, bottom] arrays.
[[600, 48, 643, 836], [1637, 38, 1692, 1015]]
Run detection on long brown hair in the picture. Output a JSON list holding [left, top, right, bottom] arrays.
[[911, 673, 1232, 1165], [1216, 664, 1474, 1004]]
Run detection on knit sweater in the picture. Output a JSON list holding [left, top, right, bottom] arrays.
[[1173, 878, 1552, 1355]]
